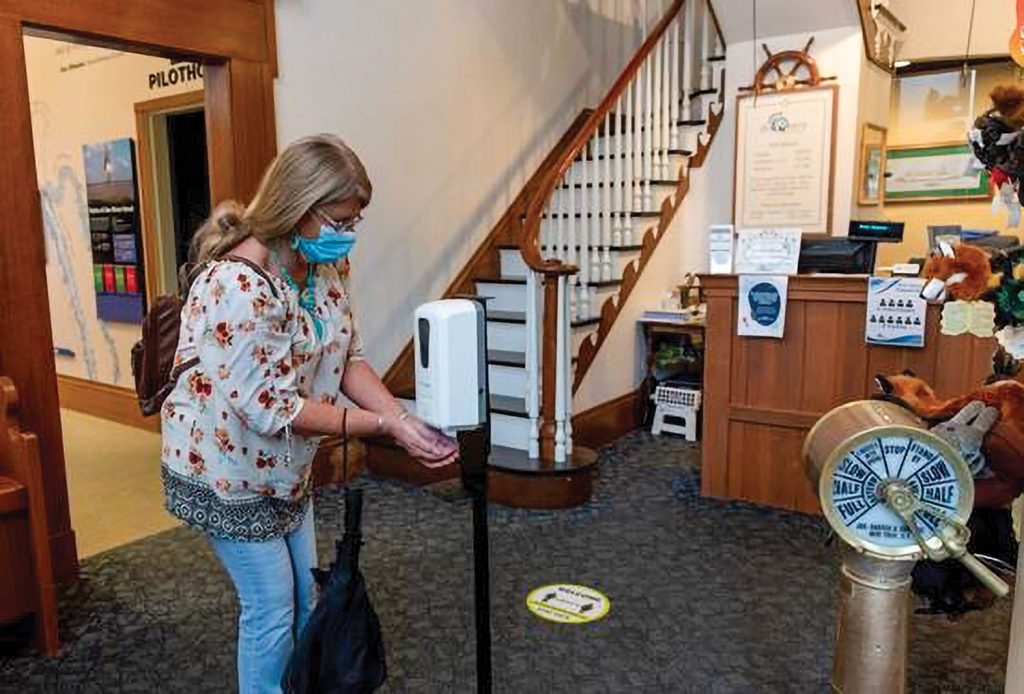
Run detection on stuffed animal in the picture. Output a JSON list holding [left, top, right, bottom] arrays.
[[991, 84, 1024, 131], [921, 243, 1000, 302], [876, 371, 1024, 508]]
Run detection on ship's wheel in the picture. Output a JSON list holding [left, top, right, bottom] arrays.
[[746, 38, 826, 94]]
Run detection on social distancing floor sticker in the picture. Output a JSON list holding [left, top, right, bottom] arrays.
[[526, 584, 610, 624]]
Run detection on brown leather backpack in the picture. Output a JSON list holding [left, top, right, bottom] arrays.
[[130, 256, 277, 416]]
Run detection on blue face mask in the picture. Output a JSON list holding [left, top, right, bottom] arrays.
[[291, 224, 357, 264]]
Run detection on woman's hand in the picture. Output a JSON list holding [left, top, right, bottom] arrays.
[[384, 412, 459, 468]]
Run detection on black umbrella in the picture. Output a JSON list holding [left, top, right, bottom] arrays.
[[284, 482, 387, 693]]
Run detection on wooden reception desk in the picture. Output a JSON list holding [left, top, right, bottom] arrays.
[[699, 274, 997, 514]]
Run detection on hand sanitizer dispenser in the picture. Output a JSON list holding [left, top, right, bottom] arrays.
[[414, 299, 487, 430]]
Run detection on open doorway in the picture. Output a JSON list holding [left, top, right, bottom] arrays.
[[23, 34, 208, 558], [135, 89, 210, 298]]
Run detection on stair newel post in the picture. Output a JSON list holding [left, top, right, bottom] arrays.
[[601, 112, 613, 282], [680, 0, 695, 121], [553, 273, 568, 465], [539, 272, 560, 462], [613, 94, 624, 248], [669, 15, 681, 152], [525, 269, 540, 459]]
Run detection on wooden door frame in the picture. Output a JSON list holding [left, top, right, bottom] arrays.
[[0, 0, 278, 582], [135, 89, 205, 304]]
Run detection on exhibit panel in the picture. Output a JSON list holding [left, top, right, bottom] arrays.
[[700, 274, 998, 514]]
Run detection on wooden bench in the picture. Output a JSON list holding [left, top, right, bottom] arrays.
[[0, 377, 58, 655]]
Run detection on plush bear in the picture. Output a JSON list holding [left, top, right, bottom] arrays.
[[990, 84, 1024, 130]]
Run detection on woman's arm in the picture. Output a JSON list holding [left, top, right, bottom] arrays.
[[340, 360, 405, 419], [291, 399, 383, 438]]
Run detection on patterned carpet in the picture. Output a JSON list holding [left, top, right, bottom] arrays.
[[0, 431, 1013, 693]]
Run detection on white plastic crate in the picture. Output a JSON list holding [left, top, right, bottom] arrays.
[[651, 384, 701, 440]]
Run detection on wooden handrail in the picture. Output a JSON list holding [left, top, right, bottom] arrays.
[[519, 0, 687, 274]]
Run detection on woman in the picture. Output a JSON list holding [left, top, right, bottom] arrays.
[[160, 134, 457, 693]]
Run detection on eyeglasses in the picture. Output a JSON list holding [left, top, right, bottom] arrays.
[[313, 207, 362, 233]]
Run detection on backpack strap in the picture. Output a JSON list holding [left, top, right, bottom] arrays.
[[222, 254, 281, 299]]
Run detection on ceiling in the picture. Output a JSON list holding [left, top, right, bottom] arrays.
[[711, 0, 861, 44]]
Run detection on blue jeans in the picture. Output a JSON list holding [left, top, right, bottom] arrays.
[[209, 503, 318, 694]]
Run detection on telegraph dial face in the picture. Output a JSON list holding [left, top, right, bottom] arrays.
[[819, 425, 974, 560]]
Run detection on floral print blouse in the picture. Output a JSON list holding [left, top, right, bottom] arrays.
[[161, 259, 364, 541]]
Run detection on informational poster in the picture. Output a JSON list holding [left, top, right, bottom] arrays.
[[865, 277, 927, 348], [734, 228, 802, 275], [738, 275, 788, 338], [733, 86, 836, 234], [708, 224, 735, 274], [83, 138, 146, 323]]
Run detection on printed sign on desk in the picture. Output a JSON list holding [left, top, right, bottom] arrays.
[[865, 277, 927, 348], [738, 274, 788, 338], [734, 228, 802, 275]]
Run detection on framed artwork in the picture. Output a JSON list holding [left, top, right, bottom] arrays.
[[884, 142, 991, 203], [857, 123, 887, 206], [733, 85, 837, 235]]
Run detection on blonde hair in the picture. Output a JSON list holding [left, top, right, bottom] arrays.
[[191, 134, 372, 262]]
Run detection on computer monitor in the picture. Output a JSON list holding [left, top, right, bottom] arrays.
[[798, 237, 878, 275], [848, 220, 904, 243]]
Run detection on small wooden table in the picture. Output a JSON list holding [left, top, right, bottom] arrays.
[[638, 319, 705, 422]]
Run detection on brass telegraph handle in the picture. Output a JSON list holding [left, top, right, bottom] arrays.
[[881, 482, 1010, 597]]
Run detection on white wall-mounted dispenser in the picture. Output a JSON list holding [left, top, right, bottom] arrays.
[[413, 299, 487, 430]]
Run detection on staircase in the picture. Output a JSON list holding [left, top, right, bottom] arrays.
[[371, 0, 726, 508]]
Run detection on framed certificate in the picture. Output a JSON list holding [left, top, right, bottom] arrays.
[[733, 85, 837, 235]]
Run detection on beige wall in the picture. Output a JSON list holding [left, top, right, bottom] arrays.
[[893, 0, 1015, 62], [25, 36, 202, 387], [876, 62, 1023, 266], [273, 0, 648, 378]]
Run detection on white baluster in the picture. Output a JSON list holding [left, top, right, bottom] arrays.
[[681, 0, 695, 122], [613, 94, 624, 248], [652, 34, 663, 183], [554, 274, 567, 465], [590, 134, 601, 282], [661, 30, 671, 178], [625, 75, 635, 231], [601, 113, 613, 282], [700, 0, 713, 91], [580, 136, 592, 320], [670, 17, 680, 152], [556, 180, 566, 265], [632, 57, 644, 211], [562, 276, 573, 457], [643, 50, 653, 210], [566, 168, 578, 321], [526, 269, 540, 459]]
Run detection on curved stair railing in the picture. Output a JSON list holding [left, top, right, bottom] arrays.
[[519, 0, 725, 463]]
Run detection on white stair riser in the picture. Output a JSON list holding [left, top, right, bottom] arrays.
[[567, 154, 687, 189], [534, 216, 660, 249], [499, 247, 639, 280], [489, 363, 526, 399], [486, 321, 525, 353], [491, 412, 531, 450], [551, 183, 678, 213], [475, 282, 527, 312]]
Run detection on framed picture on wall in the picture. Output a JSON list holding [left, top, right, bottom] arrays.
[[884, 142, 991, 203], [733, 85, 837, 235], [857, 123, 887, 206]]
